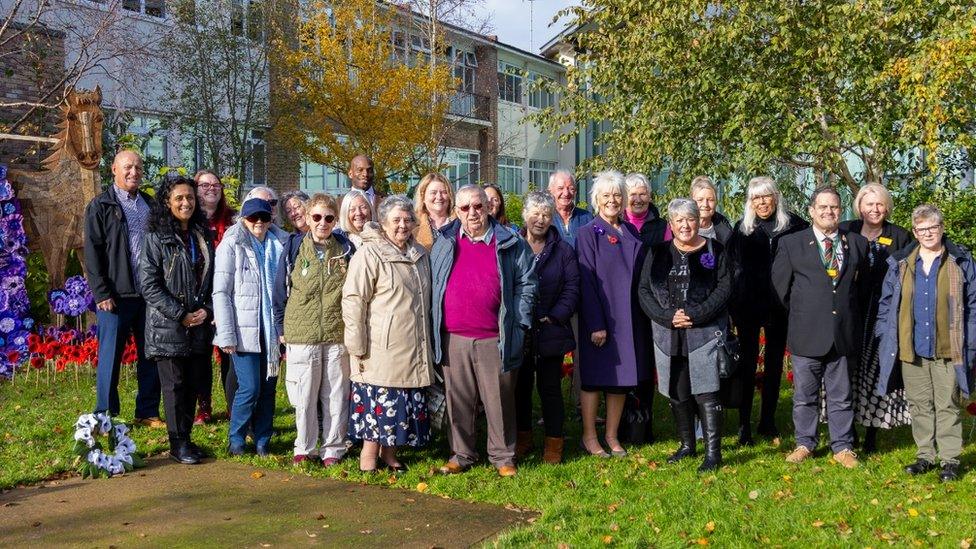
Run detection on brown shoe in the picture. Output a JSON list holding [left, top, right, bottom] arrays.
[[134, 417, 167, 429], [436, 461, 468, 475], [496, 464, 517, 478], [785, 446, 813, 463], [833, 449, 859, 469], [515, 431, 534, 459], [542, 437, 564, 464]]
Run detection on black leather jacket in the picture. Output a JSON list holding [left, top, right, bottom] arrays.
[[139, 227, 215, 359]]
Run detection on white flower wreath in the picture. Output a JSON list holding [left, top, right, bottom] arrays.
[[72, 412, 145, 478]]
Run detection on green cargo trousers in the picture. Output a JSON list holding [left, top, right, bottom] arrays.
[[902, 356, 964, 465]]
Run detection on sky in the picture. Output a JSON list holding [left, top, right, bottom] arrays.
[[471, 0, 580, 54]]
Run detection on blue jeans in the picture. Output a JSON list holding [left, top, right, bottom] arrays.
[[94, 298, 160, 418], [229, 351, 277, 450]]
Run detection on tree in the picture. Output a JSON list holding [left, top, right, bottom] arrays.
[[271, 0, 455, 186], [160, 0, 271, 187], [533, 0, 976, 194]]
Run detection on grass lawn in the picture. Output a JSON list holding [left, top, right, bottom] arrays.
[[2, 366, 976, 547]]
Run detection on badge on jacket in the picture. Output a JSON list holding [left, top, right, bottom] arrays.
[[878, 236, 893, 246]]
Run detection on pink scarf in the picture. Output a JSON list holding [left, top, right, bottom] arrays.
[[625, 209, 649, 231]]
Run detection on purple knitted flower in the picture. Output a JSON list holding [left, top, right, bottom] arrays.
[[593, 224, 606, 236], [700, 252, 716, 269]]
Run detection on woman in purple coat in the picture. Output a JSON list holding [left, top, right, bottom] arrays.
[[576, 170, 651, 457]]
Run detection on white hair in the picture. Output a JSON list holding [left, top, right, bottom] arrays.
[[739, 176, 791, 235], [339, 188, 376, 234], [521, 190, 555, 221], [911, 204, 943, 227], [589, 170, 626, 210], [668, 197, 700, 220], [624, 172, 651, 192], [455, 184, 488, 207], [547, 169, 576, 190], [377, 195, 415, 225]]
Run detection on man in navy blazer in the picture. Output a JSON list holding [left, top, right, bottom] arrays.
[[772, 186, 869, 469]]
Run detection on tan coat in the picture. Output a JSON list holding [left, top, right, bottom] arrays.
[[342, 222, 434, 388]]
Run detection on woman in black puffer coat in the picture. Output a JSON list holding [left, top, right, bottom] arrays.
[[514, 191, 579, 464], [140, 176, 215, 465]]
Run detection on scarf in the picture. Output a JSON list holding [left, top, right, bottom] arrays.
[[625, 208, 650, 231], [249, 231, 283, 378]]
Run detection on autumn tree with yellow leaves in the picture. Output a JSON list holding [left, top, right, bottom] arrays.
[[272, 0, 456, 188]]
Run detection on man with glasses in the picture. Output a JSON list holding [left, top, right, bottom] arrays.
[[772, 186, 869, 469], [429, 185, 537, 478], [874, 204, 976, 482], [84, 150, 163, 428]]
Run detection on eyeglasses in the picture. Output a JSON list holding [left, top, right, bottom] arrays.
[[458, 202, 484, 213], [245, 212, 272, 223], [198, 183, 222, 190], [311, 213, 336, 224], [914, 223, 942, 235], [268, 199, 278, 207]]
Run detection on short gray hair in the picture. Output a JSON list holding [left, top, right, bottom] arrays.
[[279, 190, 309, 220], [339, 188, 376, 233], [377, 195, 415, 225], [244, 186, 278, 202], [690, 176, 717, 197], [548, 169, 575, 190], [911, 204, 943, 227], [456, 184, 488, 207], [589, 170, 626, 208], [522, 190, 555, 220], [624, 172, 651, 192], [668, 197, 700, 220]]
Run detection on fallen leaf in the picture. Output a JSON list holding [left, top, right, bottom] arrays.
[[360, 529, 373, 535], [306, 531, 317, 538], [908, 508, 920, 517], [928, 530, 940, 537], [870, 498, 879, 505], [607, 503, 619, 513], [610, 523, 619, 532], [250, 472, 265, 479], [696, 538, 709, 545], [706, 521, 716, 533], [748, 490, 759, 500], [557, 544, 570, 549], [647, 461, 659, 471], [31, 522, 41, 527], [316, 514, 326, 520], [782, 475, 792, 482], [811, 520, 825, 528], [602, 535, 613, 545], [416, 482, 428, 493], [960, 538, 972, 549]]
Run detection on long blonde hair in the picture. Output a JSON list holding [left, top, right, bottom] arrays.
[[739, 176, 791, 235]]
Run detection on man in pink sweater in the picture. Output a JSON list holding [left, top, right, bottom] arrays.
[[430, 185, 537, 478]]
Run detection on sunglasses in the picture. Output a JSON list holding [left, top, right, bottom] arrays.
[[245, 212, 272, 223], [311, 213, 336, 224], [458, 202, 484, 213]]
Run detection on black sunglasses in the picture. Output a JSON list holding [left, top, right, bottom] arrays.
[[267, 199, 278, 207], [459, 202, 484, 213], [311, 213, 336, 224], [245, 212, 272, 223]]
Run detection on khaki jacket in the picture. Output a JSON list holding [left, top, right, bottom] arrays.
[[342, 223, 434, 388]]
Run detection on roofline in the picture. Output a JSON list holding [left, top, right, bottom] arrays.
[[540, 21, 583, 54]]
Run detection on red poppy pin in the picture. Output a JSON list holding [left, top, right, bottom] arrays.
[[607, 235, 619, 244]]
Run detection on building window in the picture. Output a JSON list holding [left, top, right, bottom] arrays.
[[528, 160, 557, 189], [248, 130, 266, 187], [180, 136, 203, 173], [444, 149, 480, 187], [497, 155, 523, 193], [453, 49, 477, 93], [122, 0, 165, 17], [231, 0, 266, 41], [497, 62, 523, 104], [527, 73, 556, 109], [127, 115, 166, 164], [300, 161, 349, 193]]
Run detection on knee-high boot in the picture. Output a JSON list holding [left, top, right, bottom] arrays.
[[667, 398, 697, 463], [697, 394, 723, 472]]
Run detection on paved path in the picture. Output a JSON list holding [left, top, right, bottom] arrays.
[[0, 457, 529, 548]]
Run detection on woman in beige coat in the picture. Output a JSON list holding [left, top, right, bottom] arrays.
[[342, 195, 434, 472]]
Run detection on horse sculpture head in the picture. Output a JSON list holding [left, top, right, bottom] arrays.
[[52, 87, 104, 171]]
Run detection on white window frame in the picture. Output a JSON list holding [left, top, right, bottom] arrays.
[[497, 61, 523, 105], [528, 160, 557, 188], [497, 155, 524, 193]]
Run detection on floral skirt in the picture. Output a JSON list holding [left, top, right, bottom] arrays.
[[348, 382, 430, 447]]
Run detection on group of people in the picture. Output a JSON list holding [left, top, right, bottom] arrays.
[[84, 149, 975, 481]]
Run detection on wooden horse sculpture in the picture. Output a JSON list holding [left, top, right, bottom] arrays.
[[9, 87, 104, 290]]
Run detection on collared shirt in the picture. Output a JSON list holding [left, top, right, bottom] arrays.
[[112, 184, 150, 291], [460, 223, 494, 245], [362, 186, 375, 204], [555, 206, 594, 248], [912, 254, 942, 358], [812, 226, 843, 271]]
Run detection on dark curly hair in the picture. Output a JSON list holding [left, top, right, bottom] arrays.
[[148, 175, 210, 237]]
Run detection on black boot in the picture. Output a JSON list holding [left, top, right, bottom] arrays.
[[667, 398, 697, 463], [697, 394, 723, 473], [862, 427, 878, 454]]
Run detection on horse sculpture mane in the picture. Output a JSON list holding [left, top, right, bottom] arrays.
[[9, 86, 105, 290]]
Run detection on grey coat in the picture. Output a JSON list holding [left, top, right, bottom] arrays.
[[212, 222, 290, 361]]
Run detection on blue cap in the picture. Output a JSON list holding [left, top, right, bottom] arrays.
[[240, 198, 273, 218]]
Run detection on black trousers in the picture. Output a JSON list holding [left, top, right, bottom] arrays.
[[217, 349, 238, 415], [515, 353, 565, 438], [157, 353, 209, 449], [668, 355, 719, 407], [735, 316, 788, 430]]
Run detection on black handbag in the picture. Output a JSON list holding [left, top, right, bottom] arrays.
[[716, 327, 740, 379]]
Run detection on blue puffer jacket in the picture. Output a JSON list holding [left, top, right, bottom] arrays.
[[430, 219, 538, 371], [875, 238, 976, 398]]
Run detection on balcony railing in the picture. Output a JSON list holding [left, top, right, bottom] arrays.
[[448, 91, 490, 122]]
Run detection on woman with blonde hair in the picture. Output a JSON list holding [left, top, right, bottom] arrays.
[[413, 172, 456, 249], [689, 176, 733, 245], [840, 182, 912, 452], [338, 188, 376, 247]]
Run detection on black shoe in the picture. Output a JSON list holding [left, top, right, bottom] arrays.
[[667, 399, 697, 463], [170, 444, 201, 465], [697, 396, 723, 473], [939, 462, 960, 482], [186, 442, 206, 460], [381, 462, 409, 473], [756, 423, 779, 439], [737, 425, 755, 447], [904, 459, 935, 476]]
